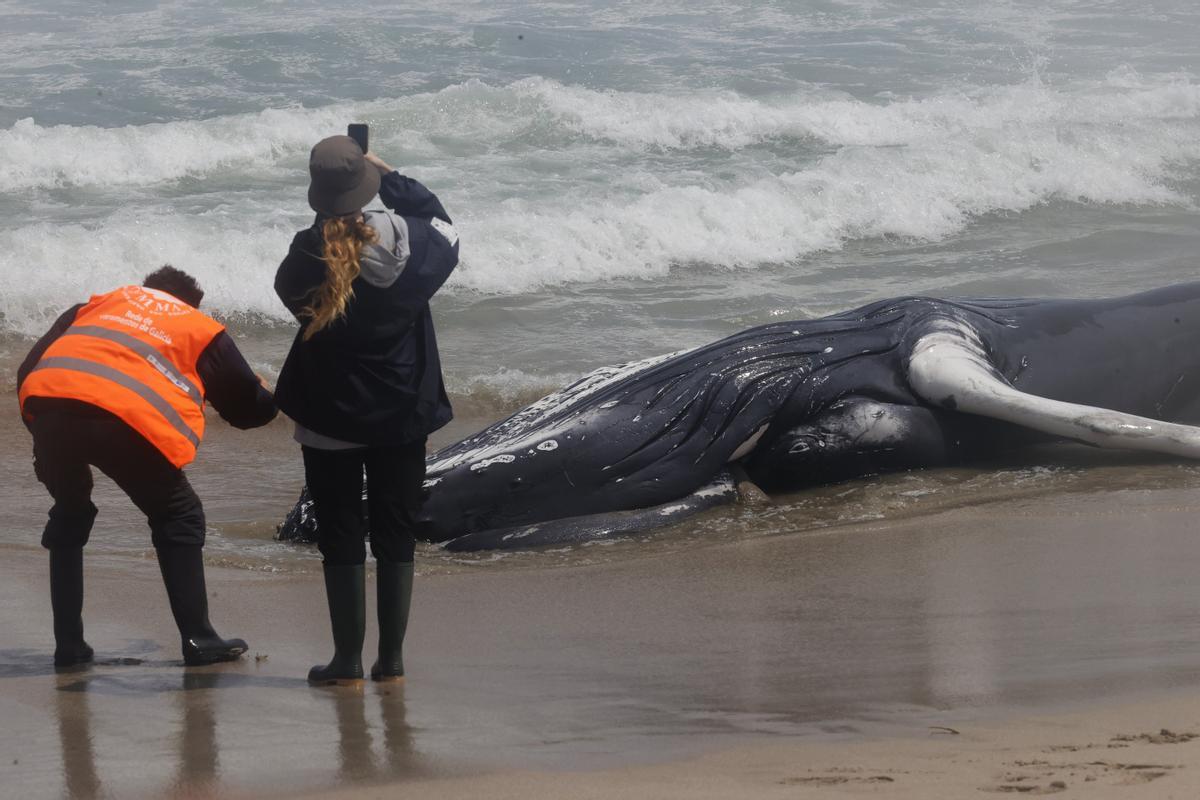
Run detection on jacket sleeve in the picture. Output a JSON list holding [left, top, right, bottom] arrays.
[[404, 218, 460, 302], [274, 230, 325, 323], [197, 332, 278, 429], [17, 304, 83, 391], [378, 172, 452, 223]]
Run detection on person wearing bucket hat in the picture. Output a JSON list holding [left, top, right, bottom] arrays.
[[307, 135, 382, 217], [274, 134, 459, 686]]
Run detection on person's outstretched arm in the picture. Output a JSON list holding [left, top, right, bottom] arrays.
[[367, 153, 452, 223], [197, 332, 278, 429]]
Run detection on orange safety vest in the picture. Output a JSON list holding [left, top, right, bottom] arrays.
[[19, 286, 225, 468]]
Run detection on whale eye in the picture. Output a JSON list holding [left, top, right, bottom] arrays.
[[509, 477, 524, 489]]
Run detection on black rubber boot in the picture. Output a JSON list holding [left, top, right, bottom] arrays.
[[370, 561, 413, 682], [50, 547, 94, 668], [155, 545, 247, 666], [309, 564, 366, 686]]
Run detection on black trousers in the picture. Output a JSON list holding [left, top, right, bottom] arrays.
[[301, 441, 426, 565], [30, 403, 206, 549]]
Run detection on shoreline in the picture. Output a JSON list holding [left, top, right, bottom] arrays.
[[6, 479, 1200, 797]]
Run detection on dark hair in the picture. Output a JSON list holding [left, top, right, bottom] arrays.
[[143, 265, 204, 308]]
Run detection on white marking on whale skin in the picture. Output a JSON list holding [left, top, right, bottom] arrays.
[[537, 440, 559, 452], [528, 349, 691, 424], [422, 477, 442, 488], [428, 348, 693, 474], [501, 527, 538, 541], [694, 476, 737, 498], [823, 346, 833, 354], [470, 454, 516, 471], [728, 424, 769, 462], [908, 319, 1200, 458], [830, 401, 911, 446], [658, 504, 689, 516]]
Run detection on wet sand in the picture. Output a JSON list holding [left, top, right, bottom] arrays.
[[302, 694, 1200, 799], [5, 482, 1200, 797]]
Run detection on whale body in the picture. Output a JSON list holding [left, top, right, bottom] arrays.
[[278, 283, 1200, 551]]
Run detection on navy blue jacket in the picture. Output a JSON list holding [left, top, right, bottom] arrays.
[[273, 172, 458, 445]]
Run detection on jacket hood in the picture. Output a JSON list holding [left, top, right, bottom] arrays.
[[358, 210, 410, 289]]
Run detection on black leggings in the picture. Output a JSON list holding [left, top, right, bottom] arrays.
[[30, 403, 206, 549], [301, 442, 426, 565]]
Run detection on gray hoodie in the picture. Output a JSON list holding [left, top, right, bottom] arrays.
[[358, 209, 411, 288]]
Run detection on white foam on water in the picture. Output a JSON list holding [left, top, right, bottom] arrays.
[[0, 102, 416, 193], [508, 70, 1200, 151], [4, 70, 1200, 330], [455, 70, 1200, 292], [0, 211, 299, 334]]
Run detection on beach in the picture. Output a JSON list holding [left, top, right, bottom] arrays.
[[5, 458, 1200, 798], [8, 1, 1200, 797], [301, 694, 1200, 799]]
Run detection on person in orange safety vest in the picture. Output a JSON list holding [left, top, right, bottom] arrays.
[[18, 265, 277, 668]]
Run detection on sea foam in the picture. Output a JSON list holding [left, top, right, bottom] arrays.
[[3, 70, 1200, 333]]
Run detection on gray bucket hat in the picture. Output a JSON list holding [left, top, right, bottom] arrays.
[[307, 135, 380, 216]]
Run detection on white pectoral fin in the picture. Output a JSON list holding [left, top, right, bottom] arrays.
[[907, 330, 1200, 458]]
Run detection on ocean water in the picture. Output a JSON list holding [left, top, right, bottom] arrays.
[[5, 0, 1200, 568]]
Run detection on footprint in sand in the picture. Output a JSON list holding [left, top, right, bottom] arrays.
[[778, 774, 897, 786], [980, 778, 1067, 794], [1111, 728, 1198, 745], [1101, 764, 1173, 785]]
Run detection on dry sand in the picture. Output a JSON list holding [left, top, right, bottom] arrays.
[[5, 479, 1200, 798]]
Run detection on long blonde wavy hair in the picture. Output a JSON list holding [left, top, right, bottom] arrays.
[[302, 215, 379, 340]]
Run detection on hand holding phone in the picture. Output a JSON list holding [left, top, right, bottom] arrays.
[[363, 152, 394, 174], [347, 123, 369, 154]]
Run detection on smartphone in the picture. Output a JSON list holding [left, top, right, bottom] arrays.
[[347, 123, 369, 154]]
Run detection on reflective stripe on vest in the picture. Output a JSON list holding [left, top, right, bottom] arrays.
[[61, 325, 204, 407], [28, 356, 202, 448]]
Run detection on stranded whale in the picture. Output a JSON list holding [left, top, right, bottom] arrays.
[[278, 283, 1200, 551]]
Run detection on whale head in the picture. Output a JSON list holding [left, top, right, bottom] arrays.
[[417, 328, 844, 543]]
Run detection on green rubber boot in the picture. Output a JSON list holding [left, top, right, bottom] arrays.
[[308, 564, 365, 686], [370, 561, 414, 682]]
